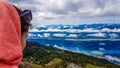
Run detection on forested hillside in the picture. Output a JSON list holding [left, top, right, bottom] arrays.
[[19, 41, 120, 68]]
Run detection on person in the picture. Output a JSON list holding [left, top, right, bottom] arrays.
[[0, 0, 32, 68], [14, 6, 32, 50]]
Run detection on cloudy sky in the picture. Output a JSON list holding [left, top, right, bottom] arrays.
[[8, 0, 120, 26]]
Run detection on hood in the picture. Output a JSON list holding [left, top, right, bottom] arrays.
[[0, 0, 22, 68]]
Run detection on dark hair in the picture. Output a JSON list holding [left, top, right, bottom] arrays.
[[13, 6, 31, 34]]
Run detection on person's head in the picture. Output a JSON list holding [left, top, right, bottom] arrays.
[[14, 6, 32, 50]]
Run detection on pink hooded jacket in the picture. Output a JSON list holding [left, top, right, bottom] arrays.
[[0, 0, 22, 68]]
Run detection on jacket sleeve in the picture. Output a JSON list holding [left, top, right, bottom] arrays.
[[0, 0, 22, 68]]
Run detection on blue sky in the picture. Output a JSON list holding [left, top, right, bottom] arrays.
[[9, 0, 120, 26]]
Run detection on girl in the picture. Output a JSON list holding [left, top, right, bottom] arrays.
[[0, 0, 32, 68]]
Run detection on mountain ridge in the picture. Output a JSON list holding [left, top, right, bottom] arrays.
[[20, 41, 120, 68]]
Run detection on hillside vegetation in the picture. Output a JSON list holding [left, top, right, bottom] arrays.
[[19, 41, 120, 68]]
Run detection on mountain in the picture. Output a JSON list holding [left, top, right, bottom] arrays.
[[27, 23, 120, 66], [19, 41, 120, 68]]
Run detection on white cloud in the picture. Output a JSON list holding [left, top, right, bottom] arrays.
[[105, 55, 120, 64], [42, 28, 65, 32], [99, 43, 106, 46], [91, 51, 103, 55], [37, 12, 60, 20], [28, 33, 36, 36], [101, 28, 120, 32], [66, 29, 78, 33], [81, 28, 99, 32], [67, 34, 78, 38], [71, 48, 81, 53], [109, 33, 118, 38], [67, 28, 99, 33], [63, 25, 69, 29], [29, 27, 120, 33], [41, 28, 100, 33], [87, 32, 106, 37], [101, 28, 112, 32], [39, 25, 47, 28], [29, 28, 120, 33], [112, 28, 120, 32], [29, 28, 40, 32], [37, 34, 43, 38], [53, 33, 66, 37], [82, 52, 91, 56], [99, 48, 105, 51], [43, 33, 50, 37], [53, 45, 83, 54], [9, 0, 120, 21], [46, 44, 50, 46], [53, 44, 67, 50]]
